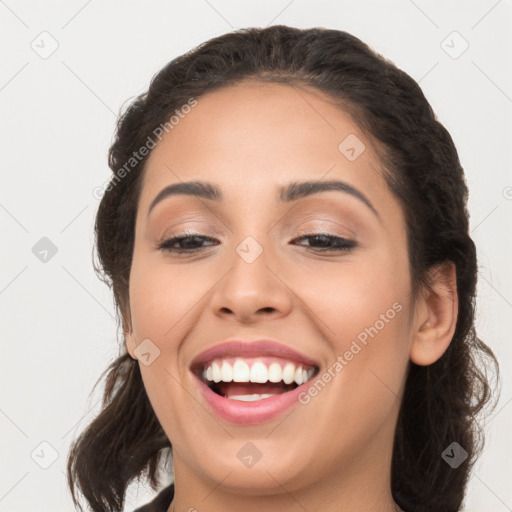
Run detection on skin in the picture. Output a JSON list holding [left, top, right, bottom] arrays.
[[125, 81, 458, 512]]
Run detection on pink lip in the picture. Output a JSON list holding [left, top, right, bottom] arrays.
[[189, 340, 319, 425], [190, 340, 319, 369], [193, 372, 316, 425]]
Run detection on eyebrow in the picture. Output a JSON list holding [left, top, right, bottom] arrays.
[[147, 179, 379, 218]]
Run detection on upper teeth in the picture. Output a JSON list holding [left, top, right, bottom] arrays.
[[201, 359, 315, 386]]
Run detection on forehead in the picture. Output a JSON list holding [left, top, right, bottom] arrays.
[[138, 81, 394, 216]]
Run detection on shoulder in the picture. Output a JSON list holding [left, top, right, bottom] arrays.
[[131, 483, 174, 512]]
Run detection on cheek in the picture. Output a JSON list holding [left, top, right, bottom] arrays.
[[128, 255, 206, 342], [299, 245, 411, 402], [296, 247, 410, 342], [128, 257, 206, 443], [297, 293, 410, 473]]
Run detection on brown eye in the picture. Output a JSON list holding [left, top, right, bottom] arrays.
[[158, 234, 219, 253], [290, 233, 357, 252]]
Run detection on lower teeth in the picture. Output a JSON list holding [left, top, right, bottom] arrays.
[[227, 393, 276, 401]]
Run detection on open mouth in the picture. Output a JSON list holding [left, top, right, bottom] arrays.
[[193, 357, 319, 401]]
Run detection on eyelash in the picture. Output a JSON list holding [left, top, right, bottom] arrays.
[[157, 231, 357, 254]]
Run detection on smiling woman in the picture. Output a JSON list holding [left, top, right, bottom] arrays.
[[66, 25, 499, 512]]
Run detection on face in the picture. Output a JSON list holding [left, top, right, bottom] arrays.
[[126, 81, 416, 496]]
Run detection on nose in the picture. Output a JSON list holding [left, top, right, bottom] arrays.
[[208, 238, 293, 324]]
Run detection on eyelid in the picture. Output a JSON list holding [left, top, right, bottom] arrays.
[[293, 220, 358, 240], [156, 224, 220, 241], [153, 212, 363, 253], [156, 228, 218, 245], [156, 220, 358, 246], [156, 231, 358, 256]]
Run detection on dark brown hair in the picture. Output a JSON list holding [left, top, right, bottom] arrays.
[[67, 25, 499, 512]]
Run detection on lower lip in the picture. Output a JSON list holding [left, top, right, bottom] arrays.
[[193, 373, 312, 425]]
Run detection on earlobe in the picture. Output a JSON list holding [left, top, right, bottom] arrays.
[[122, 305, 138, 360], [410, 262, 458, 366], [125, 330, 138, 360]]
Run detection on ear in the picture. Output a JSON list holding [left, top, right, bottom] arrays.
[[122, 303, 138, 361], [125, 330, 138, 361], [410, 261, 458, 366]]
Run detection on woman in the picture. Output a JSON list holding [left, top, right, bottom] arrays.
[[67, 25, 499, 512]]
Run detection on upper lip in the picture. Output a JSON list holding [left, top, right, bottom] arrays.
[[190, 340, 320, 371]]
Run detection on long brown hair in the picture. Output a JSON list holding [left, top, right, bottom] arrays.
[[67, 25, 499, 512]]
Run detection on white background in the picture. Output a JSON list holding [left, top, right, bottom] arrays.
[[1, 1, 511, 511]]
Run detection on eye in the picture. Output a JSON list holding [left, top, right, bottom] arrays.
[[157, 232, 357, 255], [157, 233, 219, 253], [290, 233, 357, 253]]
